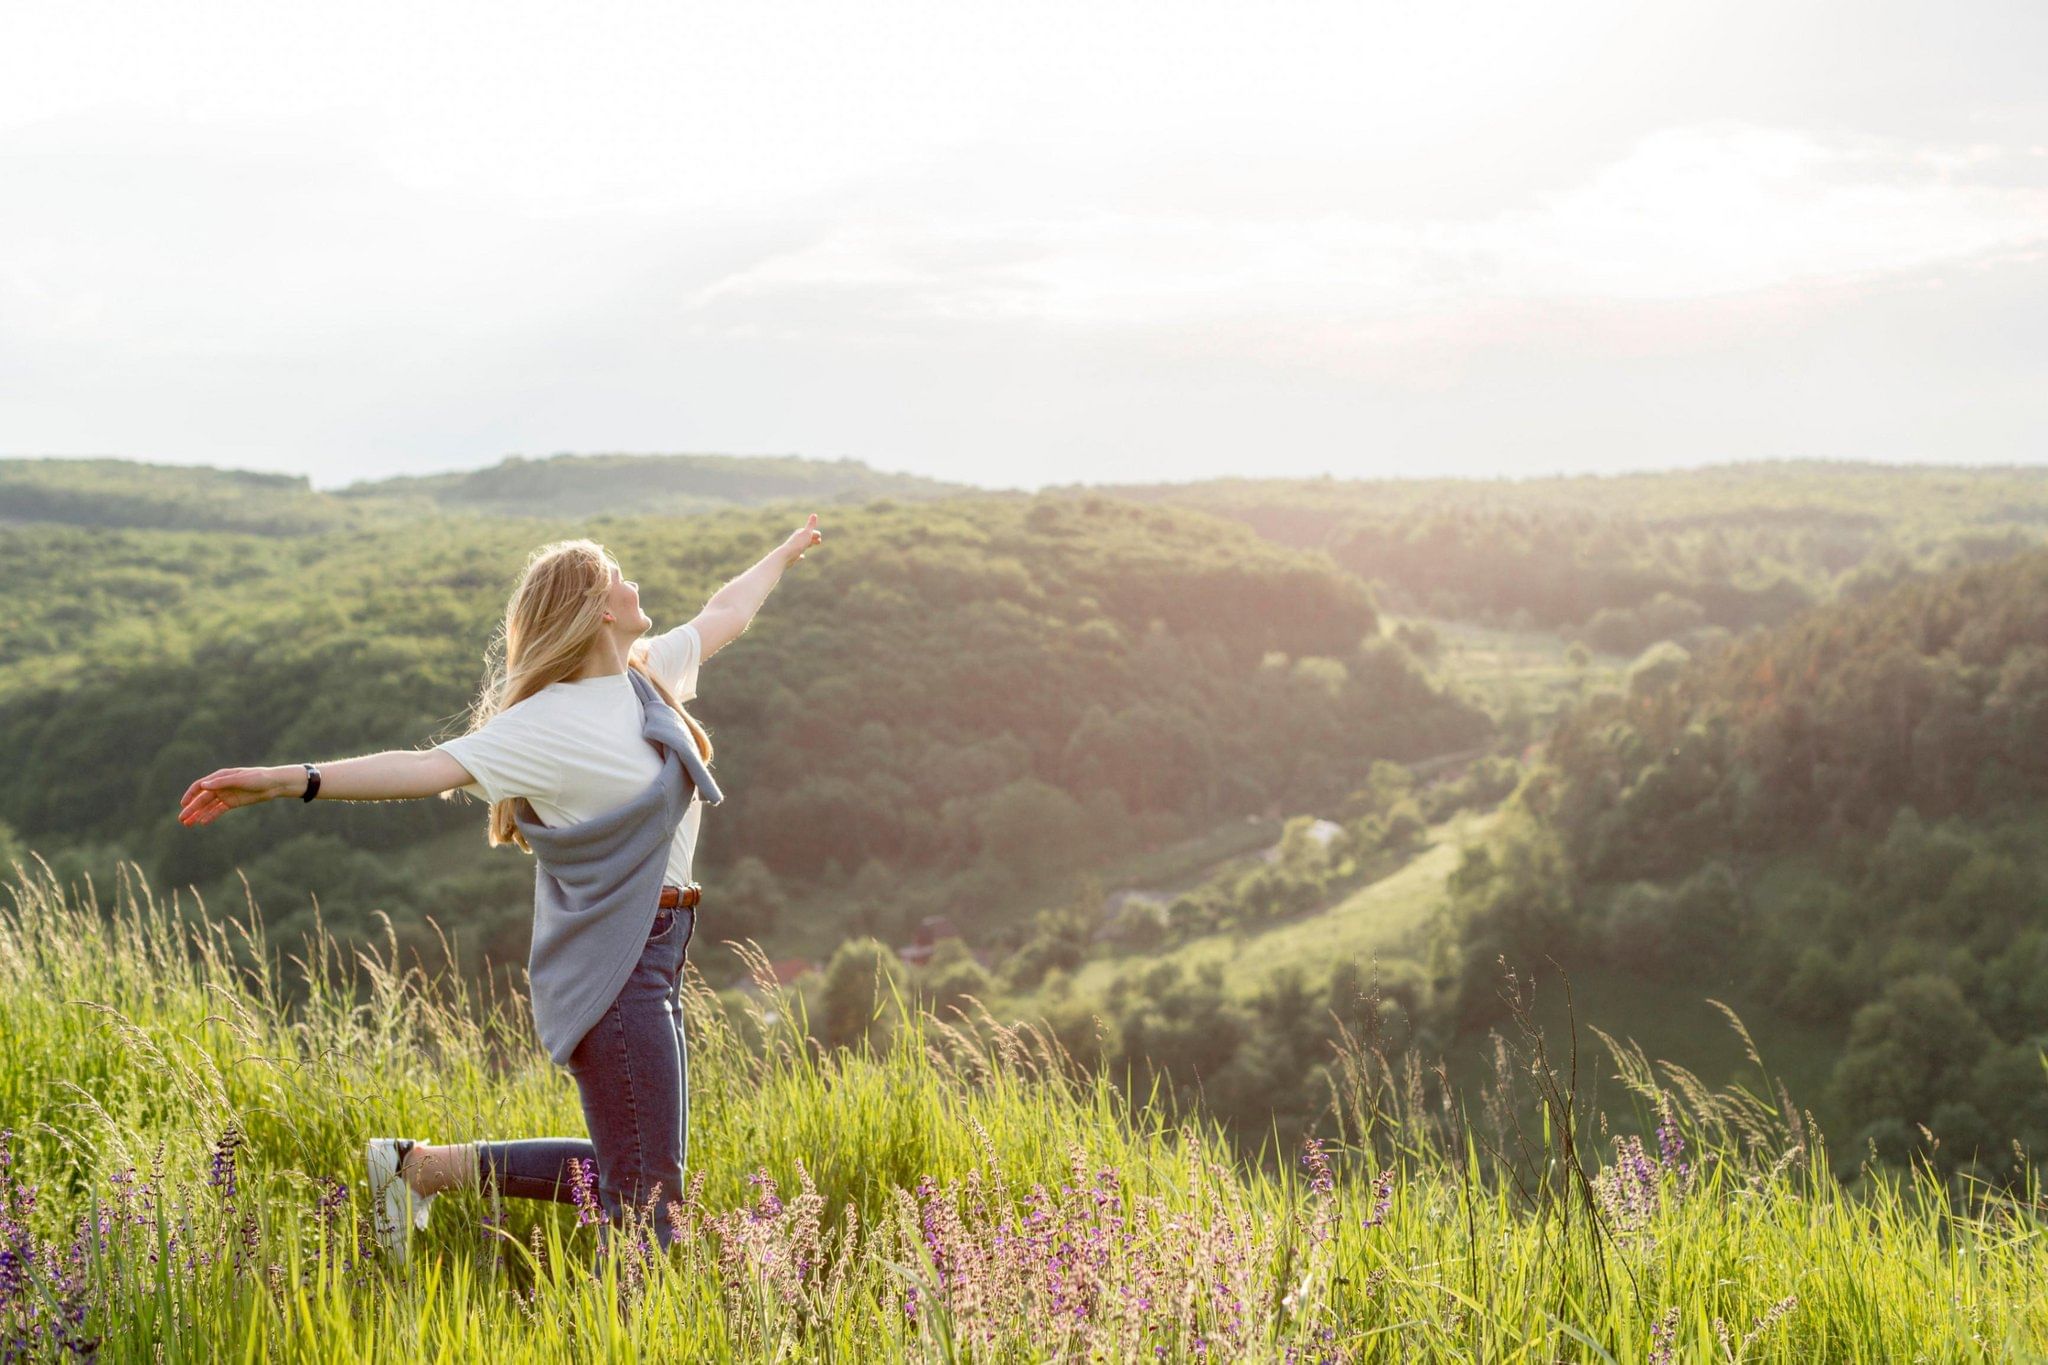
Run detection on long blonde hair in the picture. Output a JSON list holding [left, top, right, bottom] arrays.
[[449, 538, 714, 853]]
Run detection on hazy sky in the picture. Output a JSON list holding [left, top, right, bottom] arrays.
[[3, 0, 2044, 490]]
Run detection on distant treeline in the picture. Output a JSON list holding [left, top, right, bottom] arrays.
[[0, 453, 961, 538], [1083, 460, 2048, 647]]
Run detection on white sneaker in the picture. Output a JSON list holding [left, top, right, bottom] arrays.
[[366, 1138, 436, 1263]]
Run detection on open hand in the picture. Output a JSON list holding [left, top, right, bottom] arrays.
[[783, 513, 824, 566], [180, 767, 294, 826]]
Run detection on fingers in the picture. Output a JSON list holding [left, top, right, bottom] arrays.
[[180, 788, 221, 825], [180, 771, 222, 814], [179, 769, 255, 826], [183, 793, 239, 826]]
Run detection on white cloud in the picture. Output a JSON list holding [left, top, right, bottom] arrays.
[[685, 121, 2048, 393]]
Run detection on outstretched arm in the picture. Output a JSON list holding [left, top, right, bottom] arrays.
[[688, 513, 824, 660], [179, 749, 475, 826]]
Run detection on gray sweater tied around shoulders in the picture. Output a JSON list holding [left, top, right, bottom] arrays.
[[513, 666, 724, 1066]]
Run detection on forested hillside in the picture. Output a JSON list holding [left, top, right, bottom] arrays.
[[0, 489, 1485, 1007], [1432, 545, 2048, 1174]]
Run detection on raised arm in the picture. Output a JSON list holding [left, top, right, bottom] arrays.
[[687, 513, 824, 660], [179, 749, 476, 827]]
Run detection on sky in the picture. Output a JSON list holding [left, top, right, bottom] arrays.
[[2, 0, 2044, 491]]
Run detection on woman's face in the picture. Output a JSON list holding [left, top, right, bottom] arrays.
[[605, 562, 652, 634]]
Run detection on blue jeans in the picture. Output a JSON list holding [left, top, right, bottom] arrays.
[[477, 899, 695, 1252]]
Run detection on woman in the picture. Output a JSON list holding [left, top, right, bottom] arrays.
[[177, 514, 823, 1264]]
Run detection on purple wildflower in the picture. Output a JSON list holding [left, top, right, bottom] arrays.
[[207, 1123, 244, 1201], [1597, 1135, 1663, 1233], [745, 1170, 784, 1222], [1361, 1168, 1394, 1229], [1656, 1100, 1692, 1183], [1650, 1305, 1679, 1364], [568, 1157, 603, 1228], [1300, 1137, 1334, 1196]]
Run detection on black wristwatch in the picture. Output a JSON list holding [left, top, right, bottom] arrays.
[[300, 763, 321, 802]]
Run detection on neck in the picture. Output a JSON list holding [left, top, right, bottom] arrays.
[[568, 632, 631, 681]]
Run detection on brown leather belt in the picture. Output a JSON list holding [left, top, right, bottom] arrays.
[[658, 883, 701, 909]]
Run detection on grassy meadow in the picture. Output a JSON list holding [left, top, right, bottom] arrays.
[[6, 858, 2047, 1362]]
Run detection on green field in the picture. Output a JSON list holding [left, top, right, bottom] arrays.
[[1424, 617, 1629, 720], [1066, 808, 1497, 1000], [7, 856, 2046, 1360]]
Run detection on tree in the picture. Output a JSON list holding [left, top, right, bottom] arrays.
[[814, 937, 905, 1051], [1382, 798, 1426, 852], [1275, 816, 1333, 877], [1392, 620, 1440, 660], [976, 779, 1087, 887], [1000, 895, 1093, 991], [1625, 641, 1692, 699], [917, 939, 993, 1021], [716, 855, 784, 941], [1831, 974, 1994, 1137], [1433, 813, 1577, 1034]]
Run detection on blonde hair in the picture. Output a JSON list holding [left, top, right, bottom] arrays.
[[450, 538, 713, 853]]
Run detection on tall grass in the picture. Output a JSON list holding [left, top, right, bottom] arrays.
[[2, 856, 2044, 1361]]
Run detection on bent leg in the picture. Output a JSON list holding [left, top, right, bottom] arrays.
[[475, 1138, 599, 1204]]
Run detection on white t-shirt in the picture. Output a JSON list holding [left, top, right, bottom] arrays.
[[436, 622, 708, 888]]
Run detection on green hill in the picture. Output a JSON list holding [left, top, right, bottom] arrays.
[[335, 451, 967, 519], [0, 458, 388, 534], [1, 452, 964, 535]]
